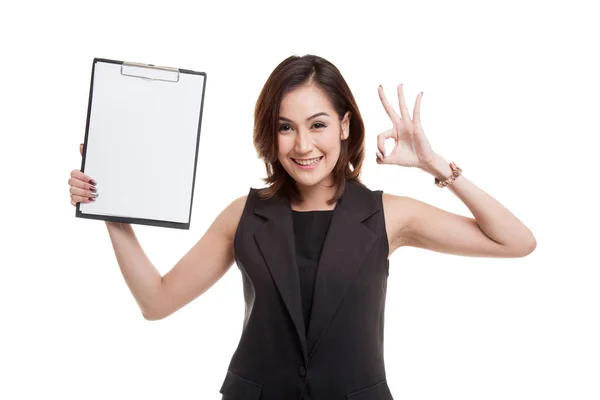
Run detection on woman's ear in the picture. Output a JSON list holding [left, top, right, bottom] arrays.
[[341, 111, 351, 140]]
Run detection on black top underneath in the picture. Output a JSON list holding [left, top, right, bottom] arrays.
[[291, 210, 333, 335]]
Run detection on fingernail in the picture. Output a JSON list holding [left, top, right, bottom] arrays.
[[90, 192, 98, 198], [89, 197, 95, 202], [90, 187, 97, 193], [89, 179, 97, 186]]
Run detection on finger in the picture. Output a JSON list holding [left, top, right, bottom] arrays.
[[70, 192, 95, 206], [69, 177, 97, 194], [413, 91, 423, 126], [80, 143, 83, 156], [377, 129, 395, 157], [70, 184, 97, 197], [70, 169, 96, 186], [71, 194, 85, 206], [397, 83, 411, 121], [378, 86, 400, 122]]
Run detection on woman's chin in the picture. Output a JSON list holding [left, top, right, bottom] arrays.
[[289, 171, 332, 188]]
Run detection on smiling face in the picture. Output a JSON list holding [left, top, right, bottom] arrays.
[[277, 83, 350, 189]]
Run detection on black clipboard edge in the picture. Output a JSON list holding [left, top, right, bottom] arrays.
[[185, 65, 208, 230], [75, 57, 207, 230], [77, 212, 191, 230]]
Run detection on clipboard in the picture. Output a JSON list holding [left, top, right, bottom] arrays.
[[76, 58, 207, 229]]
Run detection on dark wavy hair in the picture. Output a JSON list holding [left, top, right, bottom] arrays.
[[253, 54, 365, 205]]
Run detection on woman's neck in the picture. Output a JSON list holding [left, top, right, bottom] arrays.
[[291, 179, 338, 211]]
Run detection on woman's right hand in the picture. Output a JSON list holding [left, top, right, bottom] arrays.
[[69, 143, 98, 207]]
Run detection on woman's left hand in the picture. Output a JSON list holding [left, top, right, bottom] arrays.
[[376, 84, 437, 168]]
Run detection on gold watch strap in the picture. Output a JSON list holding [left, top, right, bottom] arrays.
[[435, 162, 462, 188]]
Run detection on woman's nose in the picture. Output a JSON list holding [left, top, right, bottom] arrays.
[[294, 130, 312, 153]]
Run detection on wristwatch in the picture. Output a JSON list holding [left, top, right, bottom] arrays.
[[434, 162, 462, 188]]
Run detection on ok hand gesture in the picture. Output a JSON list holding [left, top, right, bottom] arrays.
[[376, 84, 437, 168]]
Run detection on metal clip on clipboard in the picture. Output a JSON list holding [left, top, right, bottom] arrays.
[[120, 61, 180, 83]]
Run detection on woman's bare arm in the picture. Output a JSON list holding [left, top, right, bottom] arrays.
[[382, 172, 536, 259], [105, 195, 247, 320]]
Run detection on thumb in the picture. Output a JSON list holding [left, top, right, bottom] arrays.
[[79, 143, 83, 156]]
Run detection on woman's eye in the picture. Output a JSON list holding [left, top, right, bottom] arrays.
[[278, 123, 326, 132]]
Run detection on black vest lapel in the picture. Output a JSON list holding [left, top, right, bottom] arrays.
[[306, 180, 381, 359], [253, 193, 308, 363]]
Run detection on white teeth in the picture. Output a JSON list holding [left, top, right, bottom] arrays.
[[294, 157, 322, 166]]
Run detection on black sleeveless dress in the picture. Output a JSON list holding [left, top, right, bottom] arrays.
[[291, 210, 334, 336]]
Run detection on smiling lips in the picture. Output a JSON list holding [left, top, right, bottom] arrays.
[[292, 156, 323, 169], [292, 156, 323, 167]]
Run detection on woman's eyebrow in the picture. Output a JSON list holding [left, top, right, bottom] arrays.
[[279, 112, 330, 122]]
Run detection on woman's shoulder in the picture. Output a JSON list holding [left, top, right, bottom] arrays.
[[212, 190, 254, 237], [380, 191, 415, 214], [348, 180, 387, 204], [220, 185, 272, 222]]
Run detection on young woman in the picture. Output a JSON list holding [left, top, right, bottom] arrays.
[[68, 54, 536, 400]]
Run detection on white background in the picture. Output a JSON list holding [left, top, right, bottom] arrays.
[[1, 0, 598, 399]]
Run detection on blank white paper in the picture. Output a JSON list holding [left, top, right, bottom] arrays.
[[79, 61, 205, 224]]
